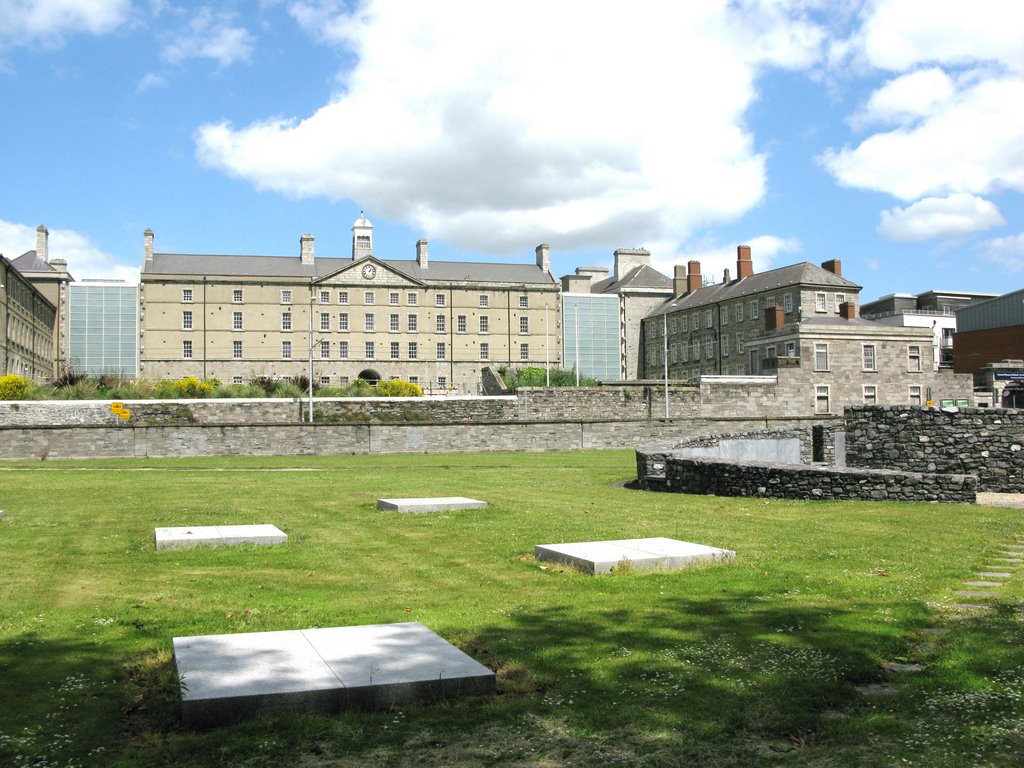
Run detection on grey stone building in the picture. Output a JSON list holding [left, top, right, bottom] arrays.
[[7, 226, 72, 374]]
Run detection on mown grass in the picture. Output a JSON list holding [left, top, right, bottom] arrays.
[[0, 450, 1022, 767]]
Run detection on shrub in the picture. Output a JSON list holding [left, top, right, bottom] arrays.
[[165, 376, 214, 399], [501, 366, 600, 390], [376, 379, 423, 397], [0, 374, 33, 400], [53, 369, 88, 389], [271, 380, 304, 398]]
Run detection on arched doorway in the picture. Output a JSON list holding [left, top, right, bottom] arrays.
[[357, 369, 382, 385]]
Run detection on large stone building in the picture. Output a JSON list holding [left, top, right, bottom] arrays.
[[8, 226, 72, 373], [1, 252, 57, 380], [139, 214, 561, 389], [640, 246, 971, 412]]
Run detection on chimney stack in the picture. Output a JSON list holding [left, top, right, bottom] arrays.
[[839, 301, 857, 320], [673, 264, 687, 296], [686, 260, 702, 294], [143, 228, 154, 266], [723, 268, 731, 283], [36, 225, 49, 263], [535, 243, 551, 273], [300, 233, 315, 265], [821, 259, 842, 276], [416, 238, 428, 268], [736, 244, 753, 279]]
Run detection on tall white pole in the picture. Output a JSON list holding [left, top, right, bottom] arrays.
[[663, 312, 669, 419], [545, 305, 550, 386], [574, 303, 580, 387], [308, 298, 314, 423]]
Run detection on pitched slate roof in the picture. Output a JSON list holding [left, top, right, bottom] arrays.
[[145, 253, 556, 286], [591, 264, 672, 293], [11, 250, 58, 273], [645, 262, 861, 318]]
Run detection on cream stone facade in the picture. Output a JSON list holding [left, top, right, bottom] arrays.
[[1, 252, 57, 380], [9, 226, 72, 373], [139, 215, 561, 389]]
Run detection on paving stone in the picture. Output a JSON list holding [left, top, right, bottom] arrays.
[[534, 537, 735, 575], [977, 572, 1013, 579], [952, 603, 990, 611], [992, 557, 1023, 563], [174, 622, 495, 727], [856, 683, 901, 696], [155, 524, 287, 551], [963, 581, 1003, 587], [376, 497, 488, 513], [883, 661, 924, 673], [955, 590, 998, 598]]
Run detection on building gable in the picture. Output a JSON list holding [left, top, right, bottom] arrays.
[[315, 257, 425, 289]]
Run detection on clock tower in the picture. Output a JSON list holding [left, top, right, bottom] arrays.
[[352, 211, 373, 260]]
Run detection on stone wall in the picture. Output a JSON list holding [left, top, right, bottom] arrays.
[[657, 455, 976, 503], [515, 385, 700, 420], [845, 405, 1024, 492]]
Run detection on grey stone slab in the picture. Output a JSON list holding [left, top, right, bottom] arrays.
[[977, 572, 1012, 578], [155, 524, 287, 551], [883, 661, 924, 673], [952, 603, 990, 611], [992, 557, 1022, 563], [963, 581, 1003, 587], [376, 497, 488, 513], [534, 537, 735, 575], [174, 622, 494, 727]]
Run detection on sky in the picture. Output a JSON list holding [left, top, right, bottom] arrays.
[[0, 0, 1022, 302]]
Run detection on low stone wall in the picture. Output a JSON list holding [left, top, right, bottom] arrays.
[[654, 455, 976, 503], [516, 385, 700, 421], [845, 405, 1024, 492]]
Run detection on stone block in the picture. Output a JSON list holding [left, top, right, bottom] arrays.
[[535, 537, 735, 575], [173, 622, 495, 727], [155, 524, 287, 551], [376, 497, 488, 513]]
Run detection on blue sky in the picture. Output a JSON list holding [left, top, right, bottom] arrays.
[[1, 0, 1021, 303]]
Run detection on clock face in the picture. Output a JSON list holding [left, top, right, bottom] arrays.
[[361, 263, 376, 280]]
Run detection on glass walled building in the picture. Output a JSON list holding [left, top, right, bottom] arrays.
[[561, 293, 623, 380], [68, 281, 138, 376]]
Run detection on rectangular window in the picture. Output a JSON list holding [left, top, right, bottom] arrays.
[[765, 296, 777, 309], [338, 291, 349, 305], [520, 343, 529, 360], [435, 294, 446, 307], [480, 342, 490, 360], [365, 341, 375, 359], [182, 340, 193, 359], [670, 316, 677, 334], [339, 341, 349, 359], [182, 310, 193, 330], [281, 312, 292, 331], [671, 344, 678, 363], [721, 335, 730, 356], [767, 345, 776, 360], [520, 316, 529, 334], [783, 294, 793, 314], [338, 312, 349, 331], [814, 343, 828, 371], [364, 313, 375, 332], [232, 340, 242, 359], [735, 303, 743, 322], [863, 385, 877, 404], [704, 337, 714, 357], [519, 295, 529, 308], [479, 295, 489, 307], [390, 341, 400, 359], [182, 288, 193, 302], [320, 376, 331, 386], [389, 313, 400, 332], [784, 340, 796, 357], [692, 339, 700, 360], [457, 315, 467, 333], [282, 341, 292, 359], [908, 345, 921, 372], [750, 300, 758, 320], [408, 341, 418, 359], [232, 311, 243, 331], [408, 314, 418, 332], [863, 344, 876, 371], [910, 385, 922, 406], [437, 376, 447, 388], [680, 316, 688, 333], [389, 292, 400, 305], [720, 306, 729, 326], [320, 313, 330, 332], [834, 294, 846, 313], [704, 309, 713, 328], [815, 385, 830, 414], [436, 342, 446, 360], [736, 331, 744, 353], [407, 292, 418, 305], [681, 344, 688, 362], [319, 290, 330, 304], [691, 312, 699, 330], [479, 315, 489, 333], [232, 375, 243, 385], [815, 293, 827, 312], [320, 340, 330, 359], [364, 291, 375, 305], [281, 290, 292, 304], [232, 289, 243, 303]]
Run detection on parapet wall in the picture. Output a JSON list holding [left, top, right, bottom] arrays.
[[845, 406, 1024, 492], [658, 455, 976, 503]]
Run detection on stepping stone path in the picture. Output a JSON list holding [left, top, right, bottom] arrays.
[[534, 537, 735, 575], [155, 524, 287, 551], [377, 497, 488, 513]]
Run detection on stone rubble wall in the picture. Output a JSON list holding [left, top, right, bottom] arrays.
[[659, 455, 976, 503], [845, 405, 1024, 492]]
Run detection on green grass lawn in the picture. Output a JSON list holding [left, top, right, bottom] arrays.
[[1, 450, 1022, 767]]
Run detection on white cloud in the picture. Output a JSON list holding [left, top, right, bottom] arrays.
[[0, 0, 132, 49], [0, 220, 139, 283], [979, 232, 1024, 272], [197, 2, 825, 256], [161, 7, 254, 67], [878, 194, 1006, 242], [849, 68, 956, 129], [136, 72, 167, 92], [648, 234, 802, 284]]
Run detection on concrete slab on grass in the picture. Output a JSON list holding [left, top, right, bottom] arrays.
[[376, 497, 488, 513], [173, 622, 495, 727], [535, 537, 735, 575], [155, 524, 287, 551]]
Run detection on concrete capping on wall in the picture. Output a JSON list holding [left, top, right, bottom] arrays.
[[845, 405, 1024, 493], [656, 455, 976, 503]]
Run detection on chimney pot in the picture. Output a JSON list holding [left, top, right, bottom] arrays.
[[535, 243, 551, 273], [300, 233, 315, 265], [686, 260, 702, 295], [36, 225, 49, 263], [673, 264, 687, 297], [416, 238, 429, 268], [143, 229, 154, 266], [736, 244, 753, 280], [821, 259, 842, 276]]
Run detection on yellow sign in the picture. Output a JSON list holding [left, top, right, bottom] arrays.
[[119, 409, 131, 420], [111, 402, 131, 420]]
